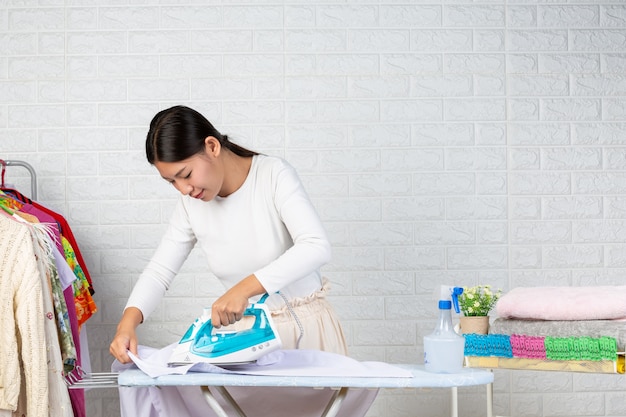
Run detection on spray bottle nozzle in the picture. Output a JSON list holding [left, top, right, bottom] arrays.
[[451, 287, 463, 314], [437, 285, 464, 314]]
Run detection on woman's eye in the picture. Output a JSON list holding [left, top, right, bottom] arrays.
[[184, 172, 191, 179]]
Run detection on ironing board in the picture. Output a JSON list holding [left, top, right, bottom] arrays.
[[116, 365, 495, 417]]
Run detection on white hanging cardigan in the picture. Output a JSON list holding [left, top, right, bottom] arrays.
[[0, 214, 48, 417]]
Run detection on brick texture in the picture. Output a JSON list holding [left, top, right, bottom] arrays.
[[1, 2, 626, 417]]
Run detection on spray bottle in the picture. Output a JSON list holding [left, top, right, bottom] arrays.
[[423, 286, 465, 373]]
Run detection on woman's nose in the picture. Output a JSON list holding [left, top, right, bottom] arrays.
[[174, 181, 193, 195]]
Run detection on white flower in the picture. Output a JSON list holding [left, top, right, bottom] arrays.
[[459, 284, 503, 317]]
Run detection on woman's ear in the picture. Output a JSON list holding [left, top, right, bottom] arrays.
[[204, 136, 221, 157]]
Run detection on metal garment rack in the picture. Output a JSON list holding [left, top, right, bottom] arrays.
[[0, 159, 38, 200], [1, 159, 115, 390]]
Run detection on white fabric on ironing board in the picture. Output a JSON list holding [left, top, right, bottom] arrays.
[[114, 344, 391, 417], [119, 344, 412, 379]]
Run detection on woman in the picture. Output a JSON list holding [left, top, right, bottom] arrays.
[[110, 105, 347, 362], [109, 106, 374, 417]]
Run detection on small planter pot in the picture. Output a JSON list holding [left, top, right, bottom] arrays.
[[459, 315, 490, 335]]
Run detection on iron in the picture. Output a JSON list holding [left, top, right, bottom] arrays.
[[168, 294, 282, 366]]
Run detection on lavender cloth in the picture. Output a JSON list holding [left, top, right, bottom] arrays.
[[114, 343, 412, 379]]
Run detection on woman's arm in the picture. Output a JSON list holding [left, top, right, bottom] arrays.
[[125, 199, 197, 319], [110, 198, 196, 362], [253, 160, 331, 294]]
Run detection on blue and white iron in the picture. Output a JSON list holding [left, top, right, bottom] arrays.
[[168, 294, 282, 366]]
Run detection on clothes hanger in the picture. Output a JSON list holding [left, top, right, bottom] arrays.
[[0, 159, 7, 188], [0, 159, 38, 200], [1, 159, 22, 198]]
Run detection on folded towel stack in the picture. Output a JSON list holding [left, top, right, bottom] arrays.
[[464, 334, 618, 362], [496, 286, 626, 321]]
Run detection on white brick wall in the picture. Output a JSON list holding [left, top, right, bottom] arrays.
[[1, 1, 625, 416]]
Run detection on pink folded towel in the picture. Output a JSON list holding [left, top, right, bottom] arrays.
[[496, 286, 626, 321]]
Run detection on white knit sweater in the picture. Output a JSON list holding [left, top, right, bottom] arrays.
[[0, 214, 48, 417]]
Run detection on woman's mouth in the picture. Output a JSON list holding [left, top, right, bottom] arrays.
[[193, 190, 204, 199]]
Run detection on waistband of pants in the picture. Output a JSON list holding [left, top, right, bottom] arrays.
[[270, 277, 330, 316]]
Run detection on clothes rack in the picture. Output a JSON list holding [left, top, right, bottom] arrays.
[[0, 159, 38, 200], [1, 163, 96, 417]]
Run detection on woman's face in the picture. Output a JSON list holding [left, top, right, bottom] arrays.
[[154, 137, 223, 201]]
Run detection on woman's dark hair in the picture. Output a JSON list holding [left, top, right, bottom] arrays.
[[145, 105, 258, 164]]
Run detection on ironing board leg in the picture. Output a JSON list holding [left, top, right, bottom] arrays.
[[320, 387, 349, 417], [201, 386, 248, 417], [450, 386, 458, 417], [486, 382, 493, 417]]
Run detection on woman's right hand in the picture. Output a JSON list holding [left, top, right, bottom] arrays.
[[109, 307, 143, 364]]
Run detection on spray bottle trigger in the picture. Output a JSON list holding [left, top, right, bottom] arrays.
[[451, 287, 463, 313]]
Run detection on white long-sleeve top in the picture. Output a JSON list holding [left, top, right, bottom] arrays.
[[126, 154, 331, 317]]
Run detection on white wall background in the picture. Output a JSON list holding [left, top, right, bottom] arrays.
[[2, 1, 626, 416]]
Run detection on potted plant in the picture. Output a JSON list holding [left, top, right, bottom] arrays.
[[458, 285, 502, 334]]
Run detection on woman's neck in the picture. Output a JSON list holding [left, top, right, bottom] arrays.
[[218, 151, 253, 197]]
